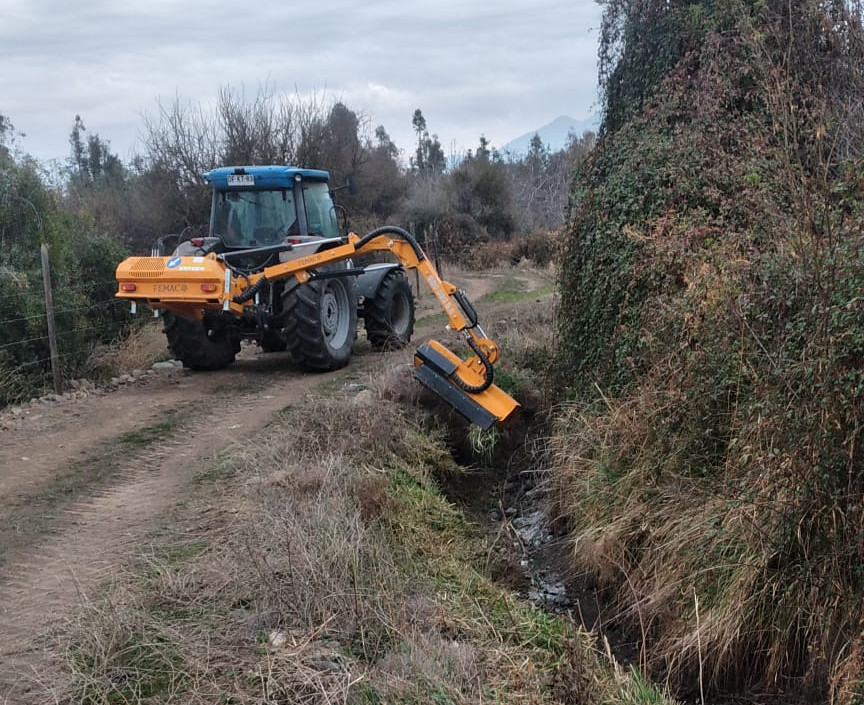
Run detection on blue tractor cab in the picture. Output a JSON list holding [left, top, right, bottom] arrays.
[[203, 166, 340, 248]]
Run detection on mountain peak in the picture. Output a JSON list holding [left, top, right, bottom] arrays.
[[503, 114, 599, 156]]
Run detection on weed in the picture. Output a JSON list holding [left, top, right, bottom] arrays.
[[117, 414, 180, 446], [614, 665, 678, 705], [191, 457, 235, 485], [87, 320, 171, 380], [66, 603, 187, 704], [468, 424, 500, 464]]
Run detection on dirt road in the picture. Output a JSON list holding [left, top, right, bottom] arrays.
[[0, 344, 398, 702], [0, 267, 552, 702]]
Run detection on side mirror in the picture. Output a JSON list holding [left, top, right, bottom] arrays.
[[330, 173, 357, 197], [345, 173, 357, 196]]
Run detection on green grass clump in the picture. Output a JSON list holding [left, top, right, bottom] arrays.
[[117, 415, 181, 446], [68, 610, 187, 704]]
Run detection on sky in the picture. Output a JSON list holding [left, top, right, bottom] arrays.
[[0, 0, 602, 167]]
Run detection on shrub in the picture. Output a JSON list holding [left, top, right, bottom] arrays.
[[553, 0, 864, 700]]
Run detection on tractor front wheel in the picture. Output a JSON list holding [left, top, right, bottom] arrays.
[[364, 269, 415, 350]]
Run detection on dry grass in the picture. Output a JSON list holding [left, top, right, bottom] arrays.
[[51, 361, 679, 704], [42, 275, 684, 704], [550, 382, 864, 703], [88, 320, 171, 376], [446, 230, 563, 271]]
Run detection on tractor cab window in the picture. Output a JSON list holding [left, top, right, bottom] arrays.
[[301, 182, 339, 239], [213, 189, 298, 247]]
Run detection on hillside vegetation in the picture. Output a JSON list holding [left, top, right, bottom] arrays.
[[554, 0, 864, 700]]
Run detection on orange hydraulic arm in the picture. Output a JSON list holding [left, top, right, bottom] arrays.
[[116, 226, 519, 427]]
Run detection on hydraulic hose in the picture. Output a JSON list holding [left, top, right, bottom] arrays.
[[452, 336, 494, 394], [354, 226, 426, 262], [233, 276, 268, 304]]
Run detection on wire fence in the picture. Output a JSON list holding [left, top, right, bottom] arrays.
[[0, 270, 134, 405], [0, 295, 126, 327]]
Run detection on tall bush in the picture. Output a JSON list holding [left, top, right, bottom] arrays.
[[555, 0, 864, 700], [0, 132, 131, 406]]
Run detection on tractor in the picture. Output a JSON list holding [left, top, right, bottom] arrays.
[[116, 165, 518, 428]]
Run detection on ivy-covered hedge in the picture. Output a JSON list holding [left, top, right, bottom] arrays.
[[555, 0, 864, 700]]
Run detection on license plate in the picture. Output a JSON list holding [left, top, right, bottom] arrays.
[[227, 174, 254, 186]]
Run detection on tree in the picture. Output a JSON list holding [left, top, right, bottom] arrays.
[[322, 102, 366, 186], [0, 113, 12, 164], [445, 135, 514, 238], [507, 131, 594, 232], [410, 109, 446, 176], [0, 115, 131, 406], [363, 126, 406, 219], [68, 116, 125, 188], [526, 133, 549, 170]]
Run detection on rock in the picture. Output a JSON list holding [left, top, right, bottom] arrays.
[[132, 369, 145, 378], [268, 630, 287, 648], [513, 510, 545, 545], [351, 389, 375, 407], [151, 361, 177, 371], [528, 574, 571, 609], [10, 406, 23, 416]]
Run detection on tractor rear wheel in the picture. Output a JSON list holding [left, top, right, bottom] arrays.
[[163, 312, 240, 370], [364, 269, 415, 350], [282, 273, 357, 371]]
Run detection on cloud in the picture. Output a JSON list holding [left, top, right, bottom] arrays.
[[0, 0, 601, 164]]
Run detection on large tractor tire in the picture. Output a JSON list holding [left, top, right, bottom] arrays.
[[363, 268, 415, 350], [163, 312, 240, 370], [282, 274, 357, 371]]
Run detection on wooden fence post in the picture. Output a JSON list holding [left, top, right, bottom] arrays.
[[40, 244, 62, 394]]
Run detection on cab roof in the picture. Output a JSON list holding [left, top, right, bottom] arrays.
[[203, 166, 331, 190]]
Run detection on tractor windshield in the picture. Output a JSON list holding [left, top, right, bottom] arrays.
[[212, 189, 298, 247]]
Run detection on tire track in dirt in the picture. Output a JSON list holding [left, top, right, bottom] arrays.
[[0, 378, 202, 504], [0, 349, 379, 703]]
